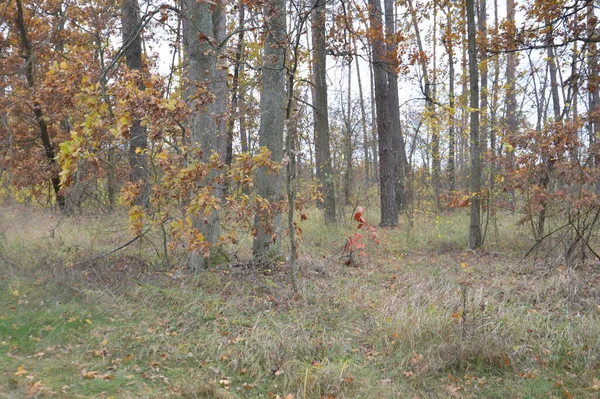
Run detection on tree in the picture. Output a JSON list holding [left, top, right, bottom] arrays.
[[407, 0, 438, 208], [467, 0, 482, 249], [312, 0, 337, 224], [441, 0, 457, 191], [369, 0, 398, 227], [13, 0, 66, 211], [384, 0, 409, 212], [122, 0, 149, 208], [182, 0, 222, 272], [253, 0, 287, 260]]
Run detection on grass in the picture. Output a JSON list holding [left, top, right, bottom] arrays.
[[1, 204, 600, 398]]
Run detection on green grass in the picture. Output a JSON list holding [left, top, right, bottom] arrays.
[[1, 204, 599, 398]]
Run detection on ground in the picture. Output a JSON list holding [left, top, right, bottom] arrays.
[[1, 205, 599, 398]]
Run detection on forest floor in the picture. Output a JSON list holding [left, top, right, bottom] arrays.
[[1, 204, 599, 398]]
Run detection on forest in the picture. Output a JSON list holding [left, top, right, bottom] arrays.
[[1, 0, 599, 397]]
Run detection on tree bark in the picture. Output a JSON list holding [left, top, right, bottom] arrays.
[[478, 0, 488, 160], [213, 0, 228, 163], [226, 0, 246, 166], [505, 0, 517, 154], [467, 0, 482, 249], [369, 0, 398, 227], [312, 0, 336, 223], [182, 0, 221, 272], [253, 0, 287, 259], [443, 2, 456, 191], [352, 35, 371, 187], [385, 0, 409, 212], [343, 64, 353, 205], [122, 0, 149, 208]]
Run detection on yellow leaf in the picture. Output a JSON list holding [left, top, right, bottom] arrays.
[[82, 370, 98, 379], [85, 319, 92, 324], [15, 365, 27, 376]]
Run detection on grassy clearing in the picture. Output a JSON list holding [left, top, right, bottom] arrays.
[[1, 205, 600, 398]]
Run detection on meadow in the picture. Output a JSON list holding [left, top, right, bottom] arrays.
[[1, 204, 599, 398]]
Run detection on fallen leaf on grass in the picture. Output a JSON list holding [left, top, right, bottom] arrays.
[[592, 377, 600, 391], [219, 379, 231, 387], [81, 370, 98, 379], [15, 365, 27, 376], [445, 384, 462, 398]]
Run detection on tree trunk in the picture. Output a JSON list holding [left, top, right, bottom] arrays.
[[368, 46, 379, 186], [213, 0, 228, 163], [312, 0, 336, 223], [226, 0, 246, 166], [369, 0, 398, 227], [505, 0, 517, 154], [467, 0, 482, 249], [587, 1, 600, 179], [444, 3, 456, 191], [122, 0, 149, 208], [343, 63, 353, 205], [15, 0, 65, 211], [182, 0, 221, 272], [478, 0, 488, 174], [352, 35, 371, 187], [385, 0, 409, 212], [408, 0, 436, 208], [252, 0, 287, 259]]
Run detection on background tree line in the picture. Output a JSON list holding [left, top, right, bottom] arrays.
[[0, 0, 599, 269]]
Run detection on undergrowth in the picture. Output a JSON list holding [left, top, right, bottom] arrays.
[[1, 205, 599, 398]]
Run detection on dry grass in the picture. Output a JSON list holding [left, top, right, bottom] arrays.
[[1, 204, 600, 398]]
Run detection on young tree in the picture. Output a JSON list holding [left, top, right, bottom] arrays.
[[13, 0, 66, 211]]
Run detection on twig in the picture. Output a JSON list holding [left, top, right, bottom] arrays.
[[75, 227, 151, 265]]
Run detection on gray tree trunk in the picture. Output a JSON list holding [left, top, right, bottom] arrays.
[[352, 35, 371, 187], [444, 3, 456, 191], [213, 0, 228, 162], [226, 1, 246, 165], [182, 0, 221, 272], [467, 0, 482, 249], [385, 0, 409, 212], [505, 0, 517, 150], [122, 0, 149, 208], [252, 0, 287, 260], [312, 0, 336, 223], [369, 0, 398, 226]]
